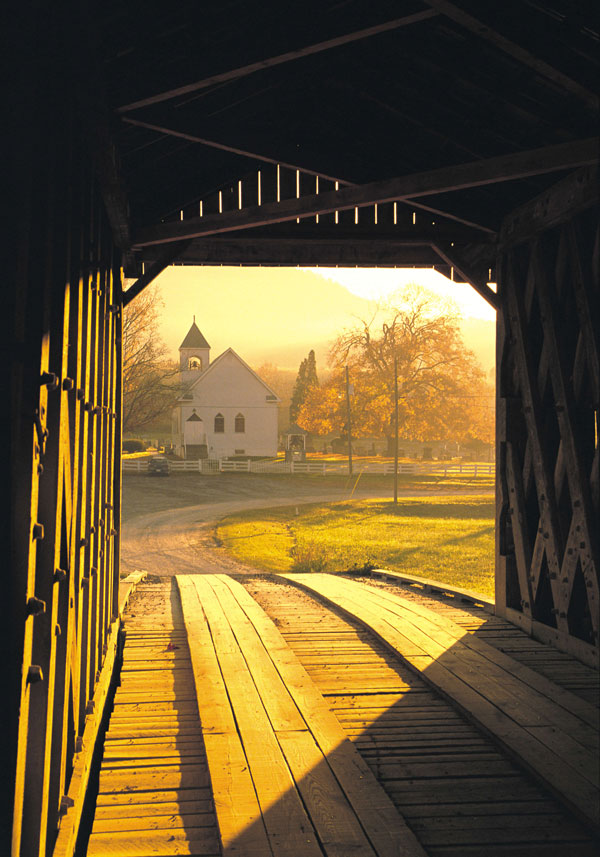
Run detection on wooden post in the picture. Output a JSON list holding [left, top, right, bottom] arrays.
[[346, 366, 353, 477], [394, 357, 399, 505]]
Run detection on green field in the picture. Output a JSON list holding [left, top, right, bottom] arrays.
[[216, 495, 495, 596]]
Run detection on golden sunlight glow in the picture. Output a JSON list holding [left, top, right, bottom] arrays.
[[152, 265, 496, 373]]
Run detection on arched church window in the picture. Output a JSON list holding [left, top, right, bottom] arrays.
[[214, 413, 225, 433], [235, 413, 245, 433], [188, 356, 202, 371]]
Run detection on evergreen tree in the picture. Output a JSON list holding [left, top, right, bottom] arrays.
[[290, 349, 319, 423]]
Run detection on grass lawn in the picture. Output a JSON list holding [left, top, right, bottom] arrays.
[[216, 495, 495, 597]]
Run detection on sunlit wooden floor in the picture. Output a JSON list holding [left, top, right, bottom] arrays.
[[86, 574, 599, 857]]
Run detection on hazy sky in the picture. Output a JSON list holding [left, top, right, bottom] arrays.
[[152, 266, 496, 371], [308, 268, 496, 320]]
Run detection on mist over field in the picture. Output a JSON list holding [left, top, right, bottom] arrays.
[[155, 266, 495, 375]]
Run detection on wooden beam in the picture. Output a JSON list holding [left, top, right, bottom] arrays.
[[430, 243, 499, 309], [122, 116, 497, 234], [422, 1, 599, 110], [122, 241, 191, 306], [121, 117, 345, 183], [117, 10, 438, 112], [141, 237, 454, 268], [500, 165, 598, 247], [133, 138, 598, 247]]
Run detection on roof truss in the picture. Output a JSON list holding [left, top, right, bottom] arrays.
[[133, 138, 598, 247], [117, 10, 438, 113], [422, 0, 599, 110]]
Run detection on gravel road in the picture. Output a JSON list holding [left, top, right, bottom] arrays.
[[120, 472, 491, 577]]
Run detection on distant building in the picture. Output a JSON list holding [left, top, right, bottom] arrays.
[[172, 320, 280, 459]]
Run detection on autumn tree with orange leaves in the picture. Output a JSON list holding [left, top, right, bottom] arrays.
[[297, 287, 493, 449]]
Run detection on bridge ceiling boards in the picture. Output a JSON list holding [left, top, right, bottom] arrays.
[[93, 0, 598, 277]]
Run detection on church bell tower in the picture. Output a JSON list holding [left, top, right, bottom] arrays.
[[179, 318, 210, 387]]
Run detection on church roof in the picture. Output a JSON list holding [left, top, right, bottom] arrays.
[[184, 347, 281, 402], [180, 321, 210, 350]]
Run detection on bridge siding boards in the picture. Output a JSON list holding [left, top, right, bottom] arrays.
[[245, 575, 598, 856]]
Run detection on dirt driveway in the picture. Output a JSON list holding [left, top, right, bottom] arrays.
[[120, 471, 490, 577]]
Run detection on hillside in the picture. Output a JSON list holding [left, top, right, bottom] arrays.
[[156, 266, 495, 376]]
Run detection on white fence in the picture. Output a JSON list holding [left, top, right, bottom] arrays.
[[123, 458, 494, 477]]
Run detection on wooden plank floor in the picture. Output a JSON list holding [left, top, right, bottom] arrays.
[[367, 570, 599, 706], [176, 574, 426, 857], [87, 581, 221, 857], [279, 572, 599, 833], [245, 574, 599, 857], [85, 574, 599, 857]]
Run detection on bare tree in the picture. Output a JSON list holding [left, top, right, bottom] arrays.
[[122, 286, 180, 433]]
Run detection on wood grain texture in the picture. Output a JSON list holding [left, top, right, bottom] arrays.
[[280, 573, 599, 831]]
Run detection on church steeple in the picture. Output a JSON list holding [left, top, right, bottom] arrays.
[[179, 318, 210, 380]]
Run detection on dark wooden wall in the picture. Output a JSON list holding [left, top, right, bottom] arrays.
[[5, 14, 123, 856], [495, 168, 599, 666]]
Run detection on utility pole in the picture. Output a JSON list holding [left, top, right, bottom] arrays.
[[394, 355, 399, 505], [345, 365, 353, 476]]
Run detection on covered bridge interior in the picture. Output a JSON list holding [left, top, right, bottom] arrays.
[[6, 2, 598, 855]]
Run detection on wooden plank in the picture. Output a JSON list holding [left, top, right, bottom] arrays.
[[91, 812, 216, 833], [370, 569, 494, 611], [95, 788, 211, 808], [213, 574, 428, 857], [281, 574, 600, 830], [357, 579, 599, 729], [98, 764, 211, 793], [187, 577, 324, 857], [93, 798, 213, 820], [176, 577, 273, 857], [276, 728, 378, 857], [134, 139, 599, 247], [87, 830, 220, 856]]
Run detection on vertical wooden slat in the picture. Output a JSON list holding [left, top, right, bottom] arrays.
[[9, 17, 123, 851]]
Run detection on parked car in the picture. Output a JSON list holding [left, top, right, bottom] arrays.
[[147, 456, 170, 476]]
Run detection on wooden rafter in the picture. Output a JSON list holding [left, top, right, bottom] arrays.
[[122, 116, 496, 234], [122, 240, 191, 306], [117, 10, 439, 113], [422, 0, 599, 110], [133, 138, 598, 247], [430, 243, 498, 309]]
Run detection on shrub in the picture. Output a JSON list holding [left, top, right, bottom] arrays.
[[290, 542, 330, 574]]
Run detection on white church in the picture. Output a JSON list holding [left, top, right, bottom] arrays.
[[171, 320, 280, 459]]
